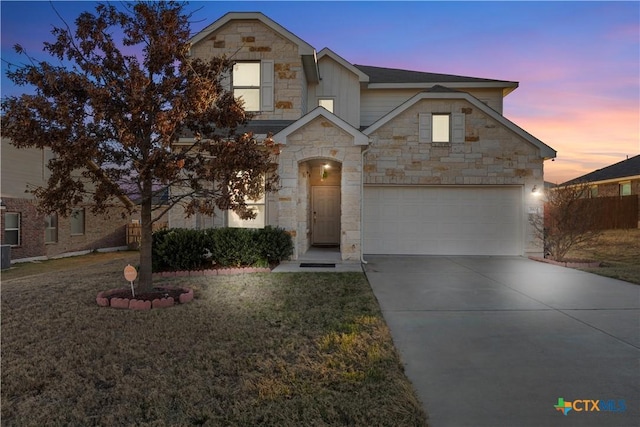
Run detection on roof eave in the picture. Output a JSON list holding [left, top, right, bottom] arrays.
[[366, 82, 519, 91]]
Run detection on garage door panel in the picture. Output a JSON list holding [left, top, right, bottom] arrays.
[[364, 186, 523, 256]]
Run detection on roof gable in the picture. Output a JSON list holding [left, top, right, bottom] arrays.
[[318, 48, 369, 82], [190, 12, 315, 55], [189, 12, 320, 83], [273, 107, 369, 146], [363, 88, 556, 159], [563, 155, 640, 185]]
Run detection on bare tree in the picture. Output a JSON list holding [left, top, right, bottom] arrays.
[[531, 183, 601, 261], [1, 2, 278, 291]]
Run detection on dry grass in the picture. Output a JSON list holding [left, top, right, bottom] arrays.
[[565, 228, 640, 284], [1, 250, 139, 282], [1, 258, 428, 426]]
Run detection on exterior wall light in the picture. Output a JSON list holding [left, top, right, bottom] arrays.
[[531, 185, 541, 196]]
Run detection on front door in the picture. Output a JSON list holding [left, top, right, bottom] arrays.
[[312, 186, 340, 245]]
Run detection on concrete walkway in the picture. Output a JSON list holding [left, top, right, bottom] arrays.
[[272, 246, 363, 272], [364, 256, 639, 427]]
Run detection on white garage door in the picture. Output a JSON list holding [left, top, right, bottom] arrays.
[[364, 186, 523, 255]]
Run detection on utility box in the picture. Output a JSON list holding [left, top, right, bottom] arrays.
[[1, 245, 11, 270]]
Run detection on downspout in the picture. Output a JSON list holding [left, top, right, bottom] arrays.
[[360, 139, 373, 265]]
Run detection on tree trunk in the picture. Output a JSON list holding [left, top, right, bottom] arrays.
[[138, 182, 154, 292]]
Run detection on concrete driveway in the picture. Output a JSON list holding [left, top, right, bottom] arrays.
[[364, 256, 639, 427]]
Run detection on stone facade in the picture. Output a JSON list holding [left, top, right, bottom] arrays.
[[364, 99, 546, 255], [176, 12, 555, 260], [277, 117, 363, 260], [191, 20, 306, 120]]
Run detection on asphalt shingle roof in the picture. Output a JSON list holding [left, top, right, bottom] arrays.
[[562, 155, 640, 185], [353, 64, 517, 85]]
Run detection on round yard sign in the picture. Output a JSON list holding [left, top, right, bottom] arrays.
[[124, 264, 138, 282]]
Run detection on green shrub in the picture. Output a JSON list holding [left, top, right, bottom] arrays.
[[206, 227, 261, 267], [256, 226, 294, 263], [152, 228, 210, 272], [152, 226, 293, 272]]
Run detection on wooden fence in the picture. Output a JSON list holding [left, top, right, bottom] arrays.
[[545, 195, 638, 231], [126, 222, 168, 248]]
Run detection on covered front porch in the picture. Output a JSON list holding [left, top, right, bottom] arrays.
[[272, 107, 369, 262]]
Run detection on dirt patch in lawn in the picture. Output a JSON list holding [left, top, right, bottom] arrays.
[[1, 261, 428, 426], [565, 229, 640, 285]]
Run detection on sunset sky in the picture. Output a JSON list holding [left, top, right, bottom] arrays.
[[2, 1, 638, 184]]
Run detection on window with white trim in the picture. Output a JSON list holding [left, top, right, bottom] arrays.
[[233, 62, 261, 112], [231, 61, 275, 113], [419, 113, 465, 144], [228, 175, 266, 229], [432, 114, 450, 143], [45, 213, 58, 243], [70, 208, 85, 235], [318, 98, 334, 113], [4, 213, 20, 246], [619, 182, 631, 196]]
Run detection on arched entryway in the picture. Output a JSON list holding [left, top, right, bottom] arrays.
[[297, 158, 342, 258]]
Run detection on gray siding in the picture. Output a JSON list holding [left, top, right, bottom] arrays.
[[308, 56, 361, 128]]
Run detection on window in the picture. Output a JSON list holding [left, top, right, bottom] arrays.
[[228, 175, 266, 229], [419, 113, 465, 144], [233, 62, 261, 112], [70, 208, 85, 235], [619, 182, 631, 196], [590, 186, 598, 198], [4, 213, 20, 246], [45, 213, 58, 243], [318, 98, 334, 113], [432, 114, 450, 143]]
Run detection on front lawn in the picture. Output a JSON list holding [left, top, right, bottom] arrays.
[[565, 228, 640, 285], [1, 259, 428, 426]]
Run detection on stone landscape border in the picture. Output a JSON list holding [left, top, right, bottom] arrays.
[[97, 266, 271, 310], [96, 286, 194, 310]]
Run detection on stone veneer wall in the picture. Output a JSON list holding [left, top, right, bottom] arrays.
[[190, 19, 306, 121], [278, 117, 363, 261], [364, 99, 546, 255]]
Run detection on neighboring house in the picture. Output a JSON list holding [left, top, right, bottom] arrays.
[[169, 12, 556, 260], [562, 155, 640, 228], [562, 155, 640, 198], [1, 138, 131, 262]]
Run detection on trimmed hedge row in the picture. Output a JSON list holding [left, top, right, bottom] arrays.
[[152, 226, 293, 272]]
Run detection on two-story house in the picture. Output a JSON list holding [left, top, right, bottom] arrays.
[[1, 138, 131, 263], [168, 12, 557, 261]]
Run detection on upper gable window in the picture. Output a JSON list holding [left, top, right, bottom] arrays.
[[432, 114, 450, 143], [233, 62, 261, 112], [318, 99, 334, 113], [419, 113, 465, 144]]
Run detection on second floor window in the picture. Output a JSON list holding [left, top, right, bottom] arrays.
[[318, 98, 334, 113], [432, 114, 451, 143], [233, 62, 261, 112]]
